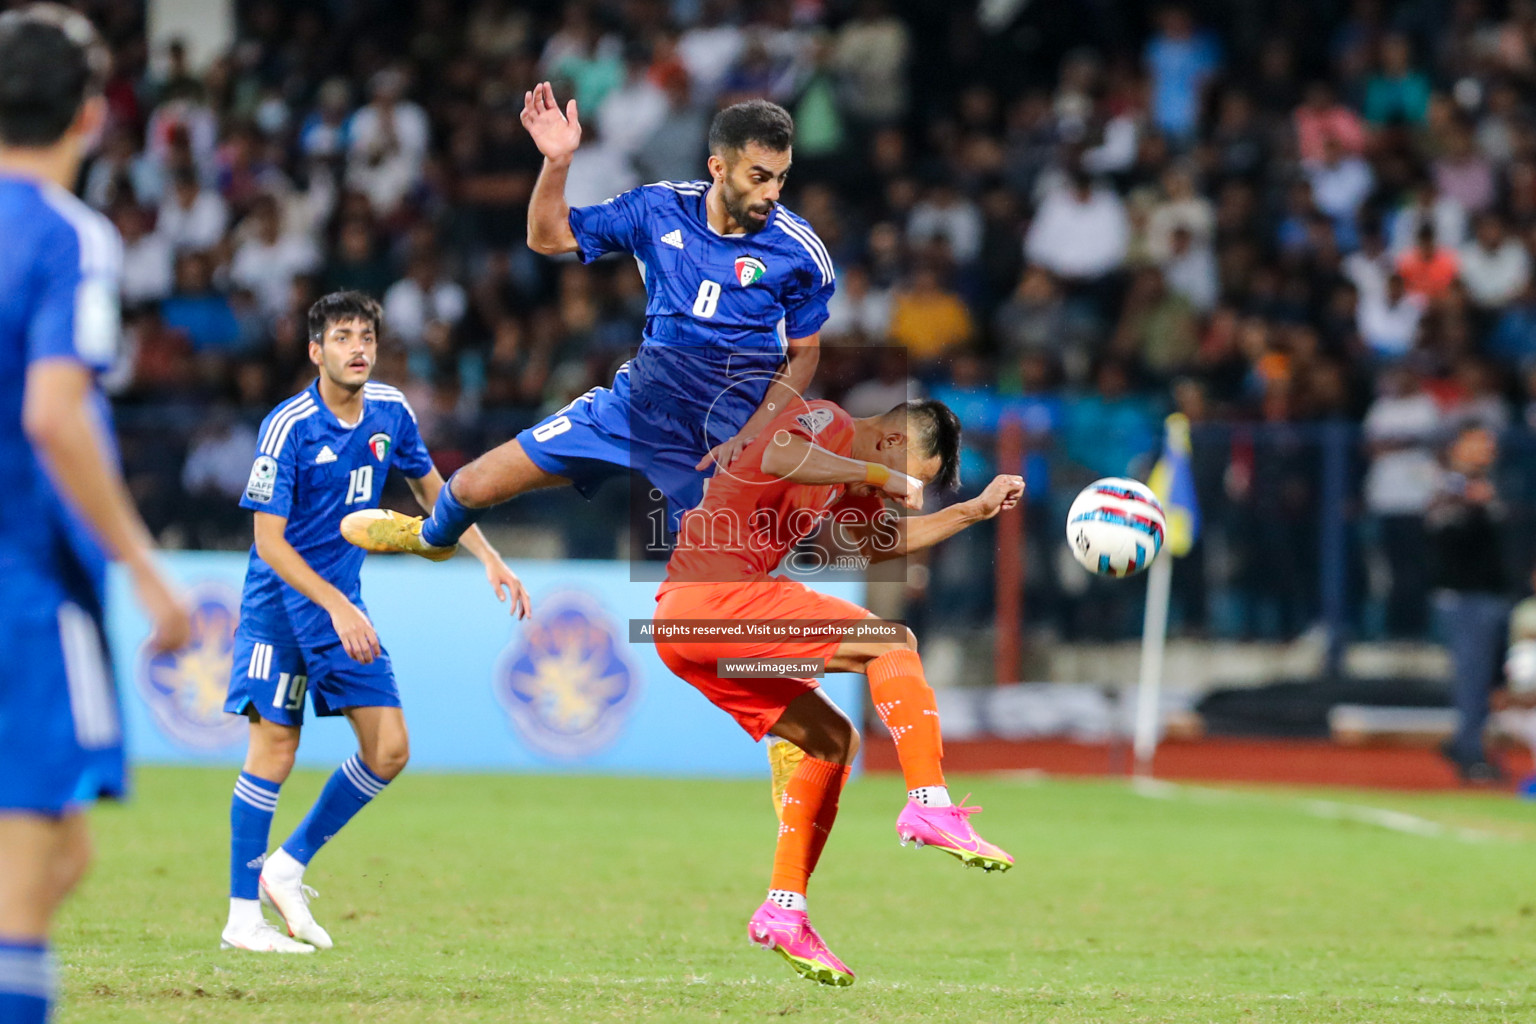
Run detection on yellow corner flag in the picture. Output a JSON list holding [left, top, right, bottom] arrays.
[[1146, 414, 1200, 558]]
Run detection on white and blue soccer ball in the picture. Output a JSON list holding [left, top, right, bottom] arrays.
[[1065, 478, 1166, 578]]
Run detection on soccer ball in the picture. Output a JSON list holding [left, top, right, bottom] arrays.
[[1065, 478, 1166, 577]]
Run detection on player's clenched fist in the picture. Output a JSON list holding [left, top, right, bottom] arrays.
[[966, 475, 1025, 519], [520, 81, 581, 162], [877, 469, 924, 511]]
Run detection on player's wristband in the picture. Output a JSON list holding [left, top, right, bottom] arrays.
[[864, 462, 892, 487]]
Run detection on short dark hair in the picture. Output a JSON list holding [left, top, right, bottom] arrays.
[[308, 291, 382, 343], [894, 399, 962, 492], [708, 99, 794, 157], [0, 4, 109, 147]]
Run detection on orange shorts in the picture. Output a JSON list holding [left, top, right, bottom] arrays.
[[654, 579, 871, 740]]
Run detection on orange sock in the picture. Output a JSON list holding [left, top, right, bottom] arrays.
[[770, 756, 849, 895], [868, 649, 945, 791]]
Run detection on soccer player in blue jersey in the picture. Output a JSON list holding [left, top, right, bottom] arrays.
[[0, 6, 191, 1020], [343, 85, 835, 559], [220, 291, 529, 953]]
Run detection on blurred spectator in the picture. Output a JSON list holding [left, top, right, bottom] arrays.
[[113, 204, 174, 308], [1363, 33, 1430, 126], [347, 69, 430, 216], [1143, 5, 1221, 145], [597, 44, 669, 159], [1362, 364, 1441, 637], [299, 79, 354, 161], [831, 0, 910, 128], [180, 408, 260, 548], [383, 254, 469, 352], [1305, 136, 1374, 225], [1357, 273, 1426, 360], [907, 183, 983, 267], [1159, 225, 1218, 313], [1024, 169, 1129, 283], [885, 265, 974, 368], [161, 253, 241, 354], [635, 68, 709, 183], [843, 347, 919, 417], [1293, 81, 1367, 162], [1458, 213, 1530, 311], [1389, 180, 1467, 254], [1396, 224, 1460, 302], [994, 266, 1067, 360], [323, 219, 395, 299], [1490, 282, 1536, 365], [1062, 359, 1156, 478], [157, 169, 228, 254], [821, 263, 891, 344], [229, 195, 322, 319], [1433, 122, 1495, 215], [1112, 265, 1200, 376], [1428, 426, 1510, 781], [1146, 165, 1214, 261]]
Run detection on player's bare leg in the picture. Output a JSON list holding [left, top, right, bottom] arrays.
[[342, 440, 567, 559], [747, 691, 858, 985], [828, 620, 1013, 873], [0, 812, 92, 1014], [225, 716, 313, 953]]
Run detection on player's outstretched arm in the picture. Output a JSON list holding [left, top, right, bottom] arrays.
[[760, 431, 924, 510], [252, 511, 380, 663], [406, 471, 531, 618], [24, 359, 190, 652], [849, 474, 1025, 563], [697, 335, 821, 471], [522, 81, 581, 256]]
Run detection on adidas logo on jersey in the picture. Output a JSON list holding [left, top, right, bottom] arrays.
[[661, 229, 684, 249], [315, 446, 338, 464]]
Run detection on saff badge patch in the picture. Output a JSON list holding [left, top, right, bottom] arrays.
[[734, 255, 766, 287], [368, 432, 392, 462]]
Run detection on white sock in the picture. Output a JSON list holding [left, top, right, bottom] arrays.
[[767, 889, 808, 911], [228, 897, 264, 929], [909, 786, 952, 807]]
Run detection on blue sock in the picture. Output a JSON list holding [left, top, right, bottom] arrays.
[[230, 772, 280, 899], [420, 471, 484, 547], [280, 755, 389, 866], [0, 940, 53, 1024]]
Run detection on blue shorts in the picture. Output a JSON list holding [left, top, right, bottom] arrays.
[[516, 363, 730, 528], [225, 630, 399, 727], [0, 590, 125, 814]]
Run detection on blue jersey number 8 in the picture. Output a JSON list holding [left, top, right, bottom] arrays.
[[692, 280, 721, 318]]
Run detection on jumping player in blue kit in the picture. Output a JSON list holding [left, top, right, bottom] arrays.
[[0, 6, 191, 1021], [343, 84, 835, 559], [219, 292, 529, 953]]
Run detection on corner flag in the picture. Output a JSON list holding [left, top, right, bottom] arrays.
[[1146, 414, 1200, 557]]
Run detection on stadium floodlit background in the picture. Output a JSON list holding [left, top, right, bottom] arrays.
[[35, 0, 1536, 1020]]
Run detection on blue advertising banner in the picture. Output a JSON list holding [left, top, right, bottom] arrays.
[[108, 553, 864, 776]]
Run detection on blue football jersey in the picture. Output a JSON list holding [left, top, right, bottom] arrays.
[[0, 175, 122, 607], [237, 380, 434, 646], [568, 180, 835, 428]]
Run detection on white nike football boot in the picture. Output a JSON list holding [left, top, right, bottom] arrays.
[[259, 848, 334, 950]]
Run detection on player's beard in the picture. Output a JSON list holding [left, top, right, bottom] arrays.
[[721, 178, 772, 233]]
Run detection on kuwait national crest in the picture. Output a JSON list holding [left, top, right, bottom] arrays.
[[368, 432, 391, 462], [734, 255, 766, 287]]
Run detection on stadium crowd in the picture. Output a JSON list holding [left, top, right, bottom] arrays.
[[70, 0, 1536, 640]]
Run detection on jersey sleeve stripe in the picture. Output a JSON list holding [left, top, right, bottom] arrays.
[[267, 407, 316, 457], [650, 180, 707, 194], [39, 185, 118, 277], [364, 388, 418, 423], [260, 400, 316, 456], [776, 217, 835, 286], [258, 396, 315, 455]]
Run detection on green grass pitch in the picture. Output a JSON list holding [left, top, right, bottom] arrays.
[[56, 766, 1536, 1022]]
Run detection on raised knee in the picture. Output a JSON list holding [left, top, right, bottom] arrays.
[[902, 628, 918, 653], [845, 727, 862, 762], [58, 829, 93, 896], [365, 741, 410, 781]]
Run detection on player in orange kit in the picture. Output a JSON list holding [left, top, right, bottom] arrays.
[[653, 396, 1024, 986]]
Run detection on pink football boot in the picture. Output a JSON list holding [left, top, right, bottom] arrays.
[[747, 901, 856, 986], [896, 798, 1014, 872]]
